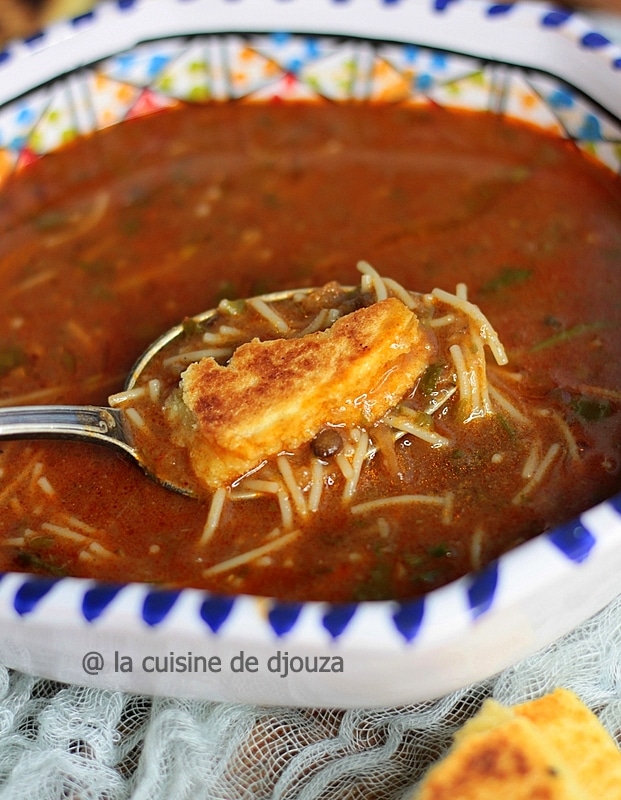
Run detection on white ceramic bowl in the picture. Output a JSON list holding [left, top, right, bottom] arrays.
[[0, 0, 620, 708]]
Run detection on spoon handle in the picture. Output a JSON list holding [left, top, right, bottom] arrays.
[[0, 405, 136, 457]]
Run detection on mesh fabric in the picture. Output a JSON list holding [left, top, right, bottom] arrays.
[[1, 594, 621, 799]]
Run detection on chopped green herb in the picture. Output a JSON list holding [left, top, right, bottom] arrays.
[[26, 536, 55, 549], [570, 396, 612, 422], [120, 217, 141, 235], [34, 210, 68, 231], [419, 362, 444, 396], [0, 344, 26, 377], [531, 322, 606, 352], [427, 543, 452, 558], [250, 278, 271, 297], [481, 266, 532, 294], [218, 298, 246, 316], [398, 408, 433, 429], [15, 550, 67, 577], [464, 178, 515, 215], [263, 192, 281, 208], [497, 414, 516, 439], [352, 561, 393, 601], [416, 570, 441, 586], [403, 553, 424, 568], [181, 317, 202, 337], [59, 349, 77, 373], [214, 281, 239, 303], [90, 284, 116, 301], [78, 259, 114, 278], [509, 166, 531, 183]]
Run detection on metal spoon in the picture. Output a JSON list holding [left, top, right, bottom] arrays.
[[0, 288, 313, 497]]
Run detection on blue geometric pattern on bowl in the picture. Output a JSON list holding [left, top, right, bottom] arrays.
[[268, 602, 305, 638], [322, 604, 359, 639], [548, 521, 597, 564], [467, 562, 499, 619], [199, 595, 237, 633], [13, 575, 58, 616], [82, 582, 124, 622], [392, 598, 426, 642], [142, 589, 182, 627]]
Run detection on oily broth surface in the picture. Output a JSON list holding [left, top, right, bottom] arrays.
[[0, 103, 620, 601]]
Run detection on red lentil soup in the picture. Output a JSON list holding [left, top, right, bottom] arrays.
[[0, 102, 620, 602]]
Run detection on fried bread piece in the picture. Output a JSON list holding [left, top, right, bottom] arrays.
[[413, 688, 621, 799], [176, 296, 433, 488], [514, 689, 621, 797]]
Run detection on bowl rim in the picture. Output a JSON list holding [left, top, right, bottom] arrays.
[[0, 0, 619, 706], [0, 0, 620, 116]]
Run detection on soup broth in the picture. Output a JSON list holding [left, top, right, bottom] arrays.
[[0, 102, 620, 601]]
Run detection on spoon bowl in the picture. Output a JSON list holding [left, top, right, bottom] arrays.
[[0, 288, 316, 496]]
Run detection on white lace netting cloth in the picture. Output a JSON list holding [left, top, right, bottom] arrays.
[[1, 595, 621, 800]]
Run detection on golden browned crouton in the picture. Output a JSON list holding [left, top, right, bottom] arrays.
[[177, 297, 433, 488], [413, 688, 621, 800]]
